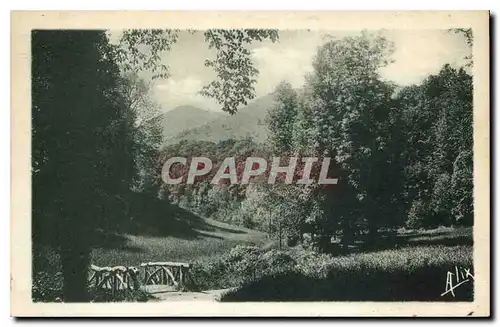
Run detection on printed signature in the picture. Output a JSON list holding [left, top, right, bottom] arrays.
[[441, 266, 475, 297]]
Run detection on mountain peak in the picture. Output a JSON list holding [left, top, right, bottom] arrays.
[[156, 105, 222, 140], [168, 93, 278, 144], [169, 105, 210, 114]]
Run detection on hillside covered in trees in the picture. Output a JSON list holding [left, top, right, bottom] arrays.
[[157, 32, 473, 251]]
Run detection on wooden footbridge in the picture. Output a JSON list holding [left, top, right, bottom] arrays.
[[88, 261, 192, 295]]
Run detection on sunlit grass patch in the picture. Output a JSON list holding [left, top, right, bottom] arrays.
[[90, 217, 269, 267]]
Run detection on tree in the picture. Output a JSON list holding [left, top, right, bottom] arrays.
[[118, 72, 163, 195], [116, 29, 279, 114], [296, 32, 402, 243], [32, 30, 135, 301], [241, 183, 308, 248], [398, 64, 473, 228], [262, 32, 409, 250], [266, 81, 298, 153], [449, 28, 473, 67], [200, 29, 279, 114], [450, 150, 473, 226]]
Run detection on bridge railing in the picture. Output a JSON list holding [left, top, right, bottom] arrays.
[[88, 264, 141, 296], [88, 261, 192, 294], [140, 262, 191, 289]]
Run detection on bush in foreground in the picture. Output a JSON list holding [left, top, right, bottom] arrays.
[[189, 244, 473, 302], [189, 245, 296, 290], [219, 264, 473, 302], [32, 271, 153, 303]]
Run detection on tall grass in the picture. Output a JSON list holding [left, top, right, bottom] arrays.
[[91, 217, 269, 266]]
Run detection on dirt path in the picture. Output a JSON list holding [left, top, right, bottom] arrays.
[[143, 285, 235, 302]]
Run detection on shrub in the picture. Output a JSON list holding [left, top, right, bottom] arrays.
[[406, 199, 429, 229], [220, 245, 474, 302], [260, 249, 296, 274], [32, 271, 64, 302], [220, 264, 473, 302], [291, 248, 336, 279], [189, 245, 297, 290], [188, 257, 231, 291], [32, 270, 153, 302]]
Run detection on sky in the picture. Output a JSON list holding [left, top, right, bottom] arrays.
[[114, 29, 471, 113]]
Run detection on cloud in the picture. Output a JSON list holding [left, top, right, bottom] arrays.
[[380, 30, 470, 85], [148, 30, 469, 111], [251, 30, 470, 93], [154, 76, 219, 112], [252, 46, 315, 96]]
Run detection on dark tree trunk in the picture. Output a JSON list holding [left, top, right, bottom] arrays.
[[365, 217, 379, 248], [60, 233, 90, 302]]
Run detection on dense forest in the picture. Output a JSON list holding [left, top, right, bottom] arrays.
[[157, 33, 473, 251]]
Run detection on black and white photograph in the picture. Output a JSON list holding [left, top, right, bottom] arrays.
[[10, 11, 490, 317]]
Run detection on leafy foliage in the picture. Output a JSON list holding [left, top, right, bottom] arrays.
[[116, 29, 279, 114], [115, 29, 179, 79], [449, 28, 473, 67], [266, 81, 298, 152], [398, 65, 473, 228], [201, 29, 279, 114], [259, 32, 406, 248], [32, 30, 137, 301]]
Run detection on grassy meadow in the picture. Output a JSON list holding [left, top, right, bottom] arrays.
[[88, 224, 472, 267], [90, 218, 270, 267]]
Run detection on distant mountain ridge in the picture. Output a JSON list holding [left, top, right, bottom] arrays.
[[152, 105, 222, 141], [169, 93, 277, 144]]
